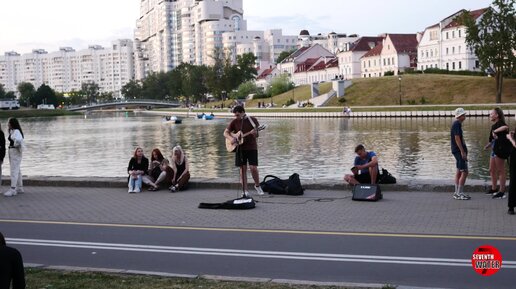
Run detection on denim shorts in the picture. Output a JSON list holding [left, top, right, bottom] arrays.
[[453, 152, 468, 172]]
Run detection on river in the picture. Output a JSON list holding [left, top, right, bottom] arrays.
[[8, 112, 506, 182]]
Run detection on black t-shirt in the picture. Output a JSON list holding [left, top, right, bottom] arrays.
[[0, 131, 5, 162], [489, 120, 508, 143], [127, 157, 149, 175], [0, 246, 25, 289], [227, 116, 260, 151]]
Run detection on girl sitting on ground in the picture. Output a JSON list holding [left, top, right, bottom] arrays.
[[127, 147, 149, 193], [148, 159, 174, 191], [144, 148, 165, 190], [170, 145, 190, 192]]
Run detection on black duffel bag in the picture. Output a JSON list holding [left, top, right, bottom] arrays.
[[260, 173, 304, 195]]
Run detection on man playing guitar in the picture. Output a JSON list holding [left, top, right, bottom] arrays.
[[224, 106, 264, 197]]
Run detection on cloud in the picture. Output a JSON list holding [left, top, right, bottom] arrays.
[[246, 15, 333, 35]]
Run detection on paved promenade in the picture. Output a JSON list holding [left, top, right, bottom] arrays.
[[0, 180, 514, 237]]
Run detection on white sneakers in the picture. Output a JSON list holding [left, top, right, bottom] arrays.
[[4, 189, 18, 197], [254, 185, 265, 196]]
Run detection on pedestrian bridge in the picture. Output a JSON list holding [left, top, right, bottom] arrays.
[[67, 99, 181, 111]]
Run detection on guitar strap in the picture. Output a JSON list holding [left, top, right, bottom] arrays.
[[245, 114, 258, 137]]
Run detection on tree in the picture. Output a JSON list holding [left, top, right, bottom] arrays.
[[268, 73, 294, 96], [276, 49, 296, 64], [460, 0, 516, 103], [0, 84, 5, 98], [236, 53, 257, 83], [141, 72, 169, 100], [121, 80, 142, 100], [230, 81, 259, 99], [17, 82, 36, 107], [98, 92, 114, 103], [67, 90, 86, 105], [81, 81, 100, 104], [34, 84, 58, 106], [5, 91, 16, 99]]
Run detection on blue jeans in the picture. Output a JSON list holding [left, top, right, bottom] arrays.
[[128, 175, 142, 191]]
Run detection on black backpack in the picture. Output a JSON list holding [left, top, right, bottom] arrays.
[[198, 197, 256, 210], [260, 174, 304, 195], [378, 168, 397, 184]]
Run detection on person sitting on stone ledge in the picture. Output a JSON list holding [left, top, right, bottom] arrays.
[[344, 144, 379, 185]]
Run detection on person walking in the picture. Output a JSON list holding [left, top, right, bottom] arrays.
[[0, 232, 26, 289], [451, 108, 470, 200], [4, 118, 24, 197], [486, 108, 510, 199], [224, 106, 264, 198]]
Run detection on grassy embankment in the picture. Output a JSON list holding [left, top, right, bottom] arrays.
[[163, 75, 516, 113], [25, 268, 381, 289], [0, 109, 80, 118]]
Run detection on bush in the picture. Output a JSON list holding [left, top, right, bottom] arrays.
[[422, 68, 486, 77], [420, 96, 427, 104], [252, 92, 271, 99], [338, 97, 347, 103], [285, 98, 295, 106], [404, 68, 422, 74], [268, 74, 295, 96], [384, 71, 395, 76]]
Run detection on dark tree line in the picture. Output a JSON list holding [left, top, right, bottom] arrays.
[[121, 52, 257, 104]]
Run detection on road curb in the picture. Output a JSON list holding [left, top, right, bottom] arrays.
[[18, 176, 490, 193]]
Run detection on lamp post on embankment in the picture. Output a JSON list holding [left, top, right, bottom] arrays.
[[398, 75, 402, 105]]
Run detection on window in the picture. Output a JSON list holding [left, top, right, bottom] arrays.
[[368, 60, 371, 67], [446, 32, 449, 39], [475, 60, 480, 68], [458, 30, 462, 38], [387, 58, 390, 65], [452, 47, 455, 54], [459, 61, 462, 69], [446, 63, 449, 70], [458, 46, 461, 54], [452, 31, 455, 38], [452, 62, 455, 70], [446, 47, 449, 55], [426, 51, 428, 58]]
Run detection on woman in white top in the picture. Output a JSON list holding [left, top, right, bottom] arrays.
[[4, 118, 24, 197]]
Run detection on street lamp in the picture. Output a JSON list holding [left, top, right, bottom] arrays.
[[398, 75, 402, 106]]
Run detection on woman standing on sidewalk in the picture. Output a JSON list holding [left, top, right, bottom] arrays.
[[0, 124, 5, 193], [127, 147, 149, 193], [169, 145, 190, 192], [487, 108, 510, 199], [4, 118, 24, 197]]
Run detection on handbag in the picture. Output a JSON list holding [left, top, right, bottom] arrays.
[[493, 137, 513, 160]]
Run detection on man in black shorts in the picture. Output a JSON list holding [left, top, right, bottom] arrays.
[[344, 144, 379, 185], [224, 106, 264, 197]]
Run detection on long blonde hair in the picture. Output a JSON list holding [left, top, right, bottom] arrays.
[[172, 145, 185, 166]]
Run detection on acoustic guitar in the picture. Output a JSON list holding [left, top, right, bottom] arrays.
[[225, 124, 267, 152]]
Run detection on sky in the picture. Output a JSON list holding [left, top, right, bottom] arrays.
[[0, 0, 494, 55]]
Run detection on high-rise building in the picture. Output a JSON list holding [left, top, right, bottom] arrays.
[[134, 0, 247, 79], [0, 39, 134, 97]]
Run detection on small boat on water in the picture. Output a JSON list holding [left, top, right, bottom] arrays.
[[197, 113, 215, 120], [162, 116, 182, 124]]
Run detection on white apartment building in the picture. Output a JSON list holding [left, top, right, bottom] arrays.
[[361, 34, 418, 77], [0, 40, 134, 97], [417, 8, 486, 71], [134, 0, 246, 79], [337, 36, 383, 79], [298, 30, 359, 54], [223, 29, 297, 69]]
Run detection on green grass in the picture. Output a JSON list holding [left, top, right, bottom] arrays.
[[25, 268, 366, 289], [0, 109, 81, 119], [326, 74, 516, 106]]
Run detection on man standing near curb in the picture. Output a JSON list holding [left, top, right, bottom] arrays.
[[224, 106, 264, 198], [0, 232, 26, 289], [451, 108, 471, 200]]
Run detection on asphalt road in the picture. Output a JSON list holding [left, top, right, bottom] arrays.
[[1, 220, 515, 289]]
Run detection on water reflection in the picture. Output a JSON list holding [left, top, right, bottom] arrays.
[[13, 113, 502, 181]]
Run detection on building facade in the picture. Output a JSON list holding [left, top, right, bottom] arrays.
[[134, 0, 246, 79], [0, 40, 134, 97], [361, 34, 418, 77], [417, 8, 486, 71], [337, 36, 383, 79]]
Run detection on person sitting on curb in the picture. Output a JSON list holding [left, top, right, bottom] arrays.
[[344, 144, 379, 185], [169, 145, 190, 192], [127, 147, 149, 193], [0, 232, 26, 289]]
